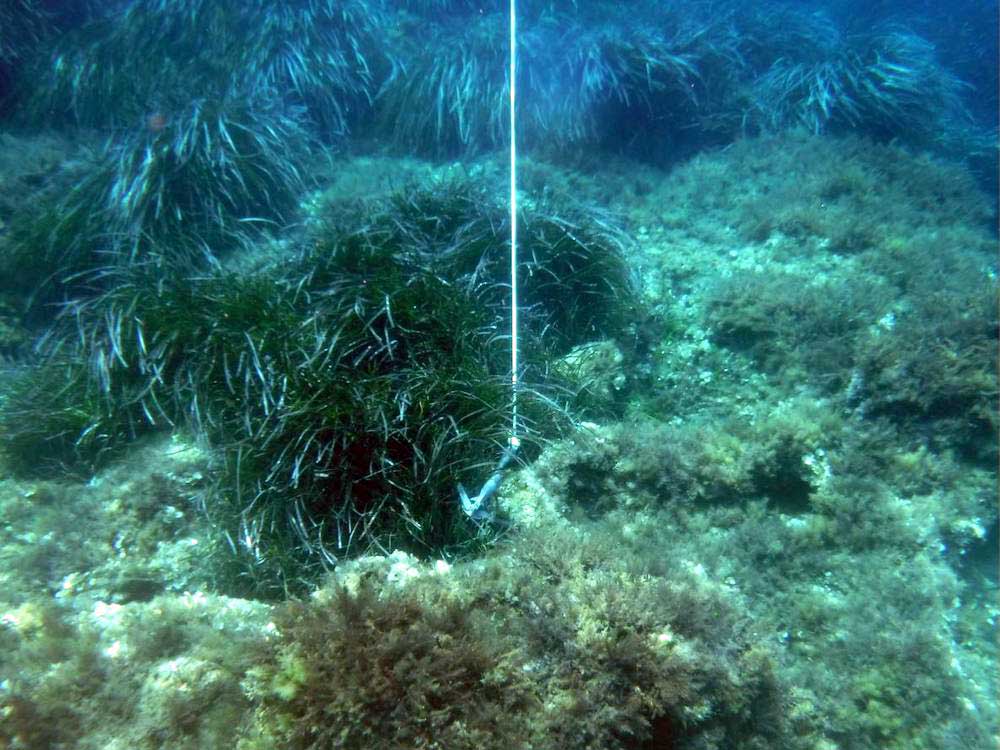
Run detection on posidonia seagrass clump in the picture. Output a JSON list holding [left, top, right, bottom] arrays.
[[5, 0, 388, 318], [7, 0, 983, 169], [20, 0, 390, 134], [0, 0, 96, 114], [0, 174, 636, 596], [0, 93, 312, 318], [747, 20, 970, 143], [0, 1, 47, 89], [374, 0, 977, 164], [376, 0, 735, 156]]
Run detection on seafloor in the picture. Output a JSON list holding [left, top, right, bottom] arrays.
[[0, 131, 996, 750]]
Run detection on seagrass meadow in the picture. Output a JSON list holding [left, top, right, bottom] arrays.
[[0, 1, 996, 749]]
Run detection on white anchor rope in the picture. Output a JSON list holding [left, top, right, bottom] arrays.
[[508, 0, 520, 451], [456, 0, 521, 523]]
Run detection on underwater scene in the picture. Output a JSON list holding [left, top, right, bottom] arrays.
[[0, 0, 997, 748]]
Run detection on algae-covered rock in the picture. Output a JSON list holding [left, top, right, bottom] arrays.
[[242, 527, 788, 750], [0, 591, 272, 750]]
